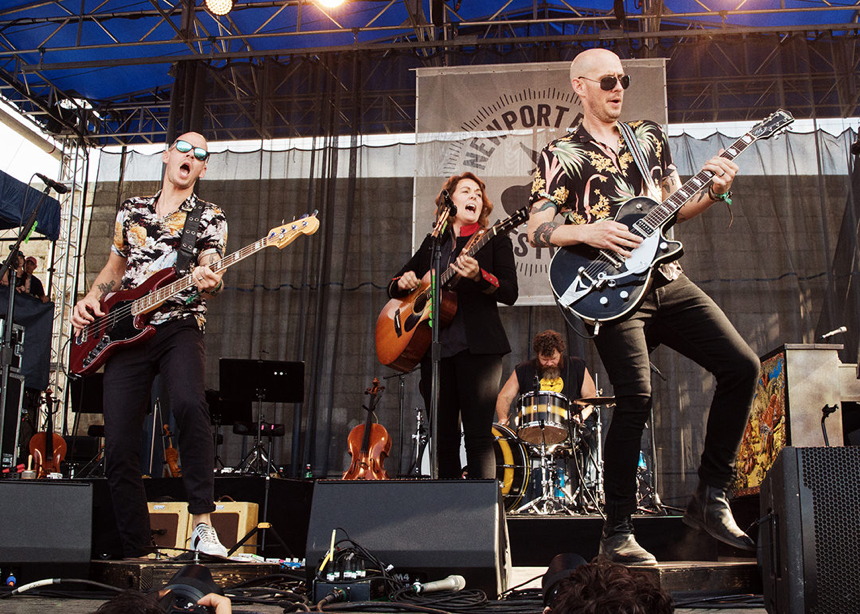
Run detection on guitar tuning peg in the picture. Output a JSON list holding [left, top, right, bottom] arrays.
[[281, 219, 285, 224], [299, 213, 308, 219]]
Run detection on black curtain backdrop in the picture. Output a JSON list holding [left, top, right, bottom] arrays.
[[83, 127, 860, 508]]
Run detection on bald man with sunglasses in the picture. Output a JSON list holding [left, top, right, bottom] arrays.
[[527, 49, 759, 565], [72, 131, 229, 559]]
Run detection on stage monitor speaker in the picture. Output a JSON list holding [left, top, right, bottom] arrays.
[[760, 446, 860, 614], [148, 502, 189, 553], [187, 501, 259, 555], [305, 479, 509, 597], [0, 481, 92, 581]]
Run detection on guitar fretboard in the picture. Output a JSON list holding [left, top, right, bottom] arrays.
[[630, 131, 757, 238]]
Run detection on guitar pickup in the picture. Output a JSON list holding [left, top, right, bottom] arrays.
[[394, 310, 402, 337]]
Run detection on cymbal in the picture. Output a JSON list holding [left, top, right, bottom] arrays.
[[574, 396, 615, 406]]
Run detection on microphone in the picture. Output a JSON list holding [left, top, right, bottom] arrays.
[[413, 574, 466, 594], [820, 325, 847, 340], [441, 189, 457, 216], [35, 173, 70, 194]]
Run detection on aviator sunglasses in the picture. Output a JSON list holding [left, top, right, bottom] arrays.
[[172, 139, 210, 161], [578, 74, 631, 91]]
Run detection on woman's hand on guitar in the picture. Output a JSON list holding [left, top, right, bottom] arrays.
[[71, 295, 105, 334], [451, 254, 480, 280], [578, 221, 642, 258], [397, 271, 421, 292]]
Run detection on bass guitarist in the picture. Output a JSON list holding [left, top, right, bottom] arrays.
[[387, 172, 518, 479], [527, 49, 759, 565], [70, 132, 229, 559]]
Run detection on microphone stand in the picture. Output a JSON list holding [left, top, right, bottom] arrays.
[[0, 183, 53, 459], [428, 195, 455, 480]]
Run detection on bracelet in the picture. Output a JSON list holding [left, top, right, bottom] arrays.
[[209, 280, 224, 295], [708, 185, 733, 206]]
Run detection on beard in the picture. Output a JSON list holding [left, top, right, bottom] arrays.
[[539, 365, 561, 380]]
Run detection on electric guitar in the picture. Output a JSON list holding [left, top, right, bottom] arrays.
[[375, 206, 528, 373], [549, 109, 794, 330], [70, 213, 319, 376]]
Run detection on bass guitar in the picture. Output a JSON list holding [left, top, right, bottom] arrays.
[[549, 109, 794, 330], [71, 213, 319, 376], [375, 206, 529, 373]]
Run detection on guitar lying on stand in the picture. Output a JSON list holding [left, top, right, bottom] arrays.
[[70, 213, 319, 376], [375, 206, 529, 372], [549, 109, 795, 332]]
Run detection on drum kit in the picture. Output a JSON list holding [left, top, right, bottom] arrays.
[[492, 391, 616, 515]]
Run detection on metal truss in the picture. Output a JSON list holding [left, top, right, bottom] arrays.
[[0, 1, 857, 141]]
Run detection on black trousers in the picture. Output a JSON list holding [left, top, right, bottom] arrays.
[[420, 350, 502, 480], [102, 317, 215, 557], [593, 274, 760, 519]]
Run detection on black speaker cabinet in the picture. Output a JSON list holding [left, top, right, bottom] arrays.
[[760, 446, 860, 614], [306, 480, 509, 597], [0, 481, 92, 581]]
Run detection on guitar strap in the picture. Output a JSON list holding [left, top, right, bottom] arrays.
[[618, 122, 661, 201], [174, 199, 207, 275]]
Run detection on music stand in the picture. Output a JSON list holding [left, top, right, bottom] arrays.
[[205, 389, 251, 470], [219, 359, 303, 476]]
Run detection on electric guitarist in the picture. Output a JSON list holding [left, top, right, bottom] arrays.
[[70, 131, 229, 560], [527, 49, 760, 565]]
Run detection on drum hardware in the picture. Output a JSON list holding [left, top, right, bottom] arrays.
[[406, 406, 429, 477], [491, 424, 530, 511]]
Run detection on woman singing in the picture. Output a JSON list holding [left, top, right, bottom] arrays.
[[388, 172, 518, 479]]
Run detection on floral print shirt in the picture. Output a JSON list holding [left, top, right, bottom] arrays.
[[529, 119, 675, 221], [111, 191, 227, 328]]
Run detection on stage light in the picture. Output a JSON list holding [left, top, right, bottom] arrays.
[[205, 0, 233, 16], [317, 0, 346, 8]]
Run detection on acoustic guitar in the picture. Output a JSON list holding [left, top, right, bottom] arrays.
[[375, 206, 528, 373]]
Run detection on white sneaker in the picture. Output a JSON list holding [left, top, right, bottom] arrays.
[[190, 522, 229, 557]]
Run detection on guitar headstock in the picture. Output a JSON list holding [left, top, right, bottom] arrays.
[[498, 206, 530, 232], [751, 109, 795, 141], [267, 211, 320, 249]]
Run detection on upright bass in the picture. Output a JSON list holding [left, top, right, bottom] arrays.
[[342, 378, 390, 480]]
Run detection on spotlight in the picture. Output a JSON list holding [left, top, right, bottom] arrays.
[[205, 0, 233, 16], [317, 0, 346, 8]]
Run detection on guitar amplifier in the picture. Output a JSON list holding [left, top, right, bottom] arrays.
[[0, 371, 24, 469], [148, 502, 189, 553], [186, 501, 259, 555], [0, 317, 25, 372]]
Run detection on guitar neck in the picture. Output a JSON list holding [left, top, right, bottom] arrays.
[[132, 236, 271, 315], [636, 131, 757, 233]]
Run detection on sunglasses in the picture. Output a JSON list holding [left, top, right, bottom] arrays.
[[172, 139, 210, 161], [578, 74, 631, 91]]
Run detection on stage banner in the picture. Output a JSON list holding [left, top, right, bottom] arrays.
[[415, 59, 667, 305]]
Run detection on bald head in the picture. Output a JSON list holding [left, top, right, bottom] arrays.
[[569, 49, 622, 85]]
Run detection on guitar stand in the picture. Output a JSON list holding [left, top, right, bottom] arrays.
[[227, 475, 294, 558]]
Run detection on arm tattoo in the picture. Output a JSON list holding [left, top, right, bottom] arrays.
[[530, 200, 558, 215], [661, 174, 680, 193], [533, 221, 560, 248], [97, 280, 115, 299]]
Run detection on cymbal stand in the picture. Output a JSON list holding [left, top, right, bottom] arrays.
[[407, 407, 429, 477]]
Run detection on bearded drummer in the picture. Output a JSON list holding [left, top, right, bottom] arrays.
[[495, 329, 597, 429]]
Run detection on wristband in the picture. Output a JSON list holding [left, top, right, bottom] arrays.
[[708, 185, 733, 206]]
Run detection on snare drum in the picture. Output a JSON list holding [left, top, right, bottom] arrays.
[[492, 424, 530, 511], [516, 390, 570, 445]]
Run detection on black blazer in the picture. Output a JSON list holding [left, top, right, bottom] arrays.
[[387, 229, 518, 356]]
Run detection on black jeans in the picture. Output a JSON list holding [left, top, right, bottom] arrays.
[[594, 274, 759, 519], [103, 317, 215, 557], [420, 350, 502, 480]]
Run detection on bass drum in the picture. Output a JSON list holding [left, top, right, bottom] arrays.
[[492, 424, 530, 512]]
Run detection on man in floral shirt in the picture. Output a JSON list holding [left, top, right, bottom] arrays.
[[527, 49, 759, 564], [72, 132, 229, 559]]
